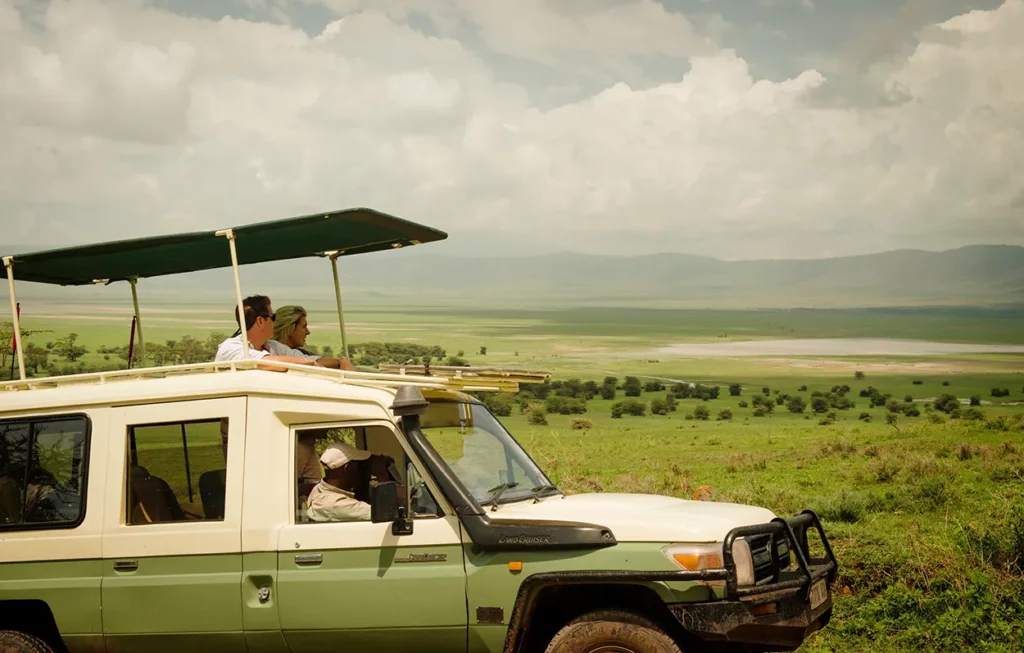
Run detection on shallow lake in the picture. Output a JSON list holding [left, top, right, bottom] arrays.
[[651, 338, 1024, 357]]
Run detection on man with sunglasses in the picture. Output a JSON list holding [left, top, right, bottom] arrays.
[[214, 295, 318, 367]]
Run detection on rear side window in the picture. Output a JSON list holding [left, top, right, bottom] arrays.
[[126, 418, 229, 524], [0, 415, 90, 530]]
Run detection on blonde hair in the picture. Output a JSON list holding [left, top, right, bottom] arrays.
[[273, 305, 307, 345]]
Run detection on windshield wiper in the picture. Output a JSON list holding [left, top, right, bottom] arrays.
[[483, 482, 519, 511], [530, 484, 560, 502]]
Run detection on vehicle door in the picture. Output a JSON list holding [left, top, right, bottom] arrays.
[[100, 398, 247, 653], [275, 420, 468, 653]]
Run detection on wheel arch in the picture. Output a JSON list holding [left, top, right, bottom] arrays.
[[0, 600, 67, 653], [503, 574, 695, 653]]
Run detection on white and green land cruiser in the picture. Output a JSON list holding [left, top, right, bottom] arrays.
[[1, 209, 836, 653]]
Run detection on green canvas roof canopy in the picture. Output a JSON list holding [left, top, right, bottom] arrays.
[[4, 207, 447, 286], [3, 207, 447, 381]]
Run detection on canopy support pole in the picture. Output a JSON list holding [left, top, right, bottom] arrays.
[[216, 229, 250, 359], [328, 252, 349, 360], [128, 277, 146, 367], [3, 257, 26, 380]]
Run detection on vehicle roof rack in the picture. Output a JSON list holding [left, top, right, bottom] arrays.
[[0, 360, 540, 395]]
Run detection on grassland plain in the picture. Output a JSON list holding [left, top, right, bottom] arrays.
[[6, 302, 1024, 652]]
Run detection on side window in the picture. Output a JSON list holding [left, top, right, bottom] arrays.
[[294, 424, 441, 524], [126, 418, 228, 525], [0, 416, 90, 529]]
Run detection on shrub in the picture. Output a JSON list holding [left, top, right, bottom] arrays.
[[959, 407, 985, 422], [600, 385, 616, 400], [912, 379, 923, 385], [904, 395, 913, 403], [970, 395, 982, 406], [528, 407, 548, 425], [811, 397, 829, 414], [664, 394, 678, 412], [650, 398, 668, 415], [762, 387, 771, 396], [752, 408, 767, 417], [570, 418, 593, 431], [942, 380, 950, 386], [738, 401, 749, 408], [859, 412, 872, 422], [622, 376, 642, 397], [482, 392, 514, 417], [728, 383, 742, 396], [611, 399, 646, 418], [643, 380, 665, 393], [786, 396, 807, 414], [904, 405, 921, 417], [855, 371, 865, 379], [693, 403, 711, 421], [934, 394, 960, 414], [991, 388, 1011, 398], [798, 385, 808, 392], [717, 408, 733, 421], [545, 396, 588, 415], [871, 458, 902, 483]]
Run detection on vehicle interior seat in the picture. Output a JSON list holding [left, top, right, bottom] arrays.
[[199, 469, 227, 520], [0, 475, 23, 525], [129, 465, 186, 523]]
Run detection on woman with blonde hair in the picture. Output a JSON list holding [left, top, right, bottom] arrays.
[[267, 305, 354, 370]]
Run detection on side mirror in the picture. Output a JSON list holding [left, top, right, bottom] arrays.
[[370, 481, 413, 536]]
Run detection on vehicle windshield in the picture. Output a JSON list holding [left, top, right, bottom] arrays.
[[419, 400, 556, 506]]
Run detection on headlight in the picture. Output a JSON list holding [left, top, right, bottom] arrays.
[[662, 541, 756, 587]]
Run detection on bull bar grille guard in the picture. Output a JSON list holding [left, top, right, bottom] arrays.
[[722, 510, 838, 600]]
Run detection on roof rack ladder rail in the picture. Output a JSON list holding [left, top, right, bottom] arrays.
[[216, 229, 250, 360], [3, 256, 26, 380]]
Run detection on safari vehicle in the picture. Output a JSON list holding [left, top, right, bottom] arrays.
[[1, 209, 837, 653]]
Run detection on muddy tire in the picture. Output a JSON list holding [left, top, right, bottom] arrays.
[[0, 630, 56, 653], [544, 609, 684, 653]]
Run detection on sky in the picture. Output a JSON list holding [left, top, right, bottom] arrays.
[[1, 0, 1022, 260]]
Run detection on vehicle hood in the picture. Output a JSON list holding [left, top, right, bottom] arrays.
[[488, 493, 776, 543]]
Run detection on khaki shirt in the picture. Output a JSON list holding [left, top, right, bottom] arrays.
[[306, 481, 371, 522]]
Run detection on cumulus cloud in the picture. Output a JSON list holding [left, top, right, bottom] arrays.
[[0, 0, 1021, 259]]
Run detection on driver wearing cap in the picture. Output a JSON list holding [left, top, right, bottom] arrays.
[[306, 442, 392, 522]]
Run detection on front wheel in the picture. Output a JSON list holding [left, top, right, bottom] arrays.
[[544, 609, 684, 653], [0, 630, 57, 653]]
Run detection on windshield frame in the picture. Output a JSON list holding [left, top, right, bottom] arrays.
[[415, 398, 559, 507]]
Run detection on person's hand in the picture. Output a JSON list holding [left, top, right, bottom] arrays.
[[369, 454, 393, 480]]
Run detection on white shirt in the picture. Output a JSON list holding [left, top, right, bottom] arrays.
[[264, 339, 321, 361], [306, 481, 372, 522], [214, 335, 270, 362]]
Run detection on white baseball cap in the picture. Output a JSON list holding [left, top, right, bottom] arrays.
[[320, 442, 372, 469]]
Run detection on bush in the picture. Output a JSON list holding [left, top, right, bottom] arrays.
[[752, 408, 767, 417], [859, 412, 872, 422], [912, 379, 923, 385], [904, 395, 913, 403], [693, 403, 711, 421], [811, 397, 829, 414], [611, 399, 646, 418], [762, 387, 771, 396], [904, 405, 921, 417], [528, 407, 548, 425], [738, 401, 749, 408], [728, 383, 742, 396], [643, 380, 665, 393], [664, 394, 678, 412], [545, 396, 587, 415], [623, 376, 642, 397], [970, 395, 982, 406], [798, 385, 808, 392], [570, 418, 593, 431], [959, 407, 985, 422], [942, 380, 950, 386], [717, 408, 733, 421], [650, 398, 668, 415], [481, 392, 514, 417], [934, 394, 960, 414], [786, 396, 807, 414], [600, 385, 616, 400], [991, 388, 1011, 398]]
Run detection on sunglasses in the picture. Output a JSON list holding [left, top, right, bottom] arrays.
[[258, 312, 276, 322]]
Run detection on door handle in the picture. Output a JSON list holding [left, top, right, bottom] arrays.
[[113, 559, 139, 572], [294, 553, 323, 566]]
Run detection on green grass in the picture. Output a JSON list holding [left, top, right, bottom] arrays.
[[7, 303, 1024, 651]]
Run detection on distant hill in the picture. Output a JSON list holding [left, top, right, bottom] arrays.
[[4, 244, 1023, 309]]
